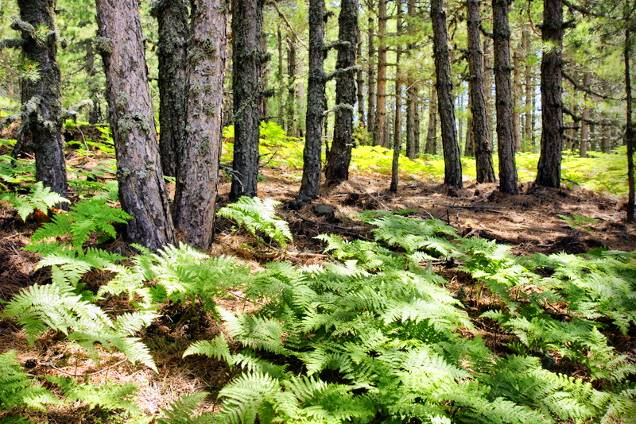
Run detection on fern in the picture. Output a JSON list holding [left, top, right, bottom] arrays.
[[218, 196, 292, 247], [0, 350, 59, 411], [1, 181, 69, 221], [157, 392, 214, 424]]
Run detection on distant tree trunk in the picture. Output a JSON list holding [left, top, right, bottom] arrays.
[[260, 33, 269, 118], [325, 0, 359, 185], [174, 0, 226, 248], [425, 84, 438, 154], [466, 0, 495, 182], [465, 102, 474, 156], [15, 0, 67, 196], [366, 15, 376, 139], [298, 0, 326, 201], [276, 25, 285, 127], [522, 26, 533, 146], [85, 41, 102, 124], [513, 45, 522, 151], [483, 35, 495, 136], [457, 92, 464, 152], [286, 36, 298, 136], [405, 0, 418, 158], [96, 0, 174, 248], [152, 0, 188, 177], [230, 0, 264, 199], [374, 0, 388, 147], [390, 0, 403, 192], [531, 71, 537, 148], [624, 20, 634, 221], [356, 39, 365, 126], [579, 72, 591, 157], [536, 0, 564, 188], [492, 0, 518, 193], [430, 0, 462, 188]]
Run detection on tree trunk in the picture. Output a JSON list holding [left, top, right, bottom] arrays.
[[85, 41, 102, 124], [286, 36, 298, 136], [366, 15, 376, 139], [625, 21, 634, 221], [513, 45, 522, 151], [356, 38, 365, 126], [325, 0, 359, 184], [276, 25, 285, 127], [536, 0, 564, 188], [15, 0, 67, 196], [425, 84, 438, 154], [466, 0, 495, 182], [390, 0, 404, 192], [430, 0, 462, 188], [230, 0, 264, 199], [95, 0, 174, 248], [152, 0, 189, 177], [579, 72, 591, 157], [298, 0, 326, 201], [522, 25, 533, 146], [374, 0, 388, 147], [173, 0, 226, 248], [406, 87, 419, 158], [492, 0, 518, 193]]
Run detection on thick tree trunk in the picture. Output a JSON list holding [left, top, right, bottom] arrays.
[[483, 36, 495, 137], [325, 0, 359, 184], [466, 0, 495, 182], [536, 0, 564, 188], [366, 15, 376, 139], [625, 23, 634, 221], [16, 0, 67, 196], [374, 0, 388, 147], [492, 0, 518, 193], [152, 0, 189, 177], [390, 0, 404, 192], [286, 36, 298, 136], [95, 0, 174, 248], [173, 0, 226, 248], [513, 45, 522, 151], [430, 0, 462, 188], [298, 0, 326, 201], [405, 0, 418, 158], [579, 72, 591, 157], [522, 26, 533, 146], [356, 39, 365, 126], [425, 84, 438, 154], [230, 0, 264, 199]]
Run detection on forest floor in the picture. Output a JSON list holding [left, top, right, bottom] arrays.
[[0, 134, 635, 421]]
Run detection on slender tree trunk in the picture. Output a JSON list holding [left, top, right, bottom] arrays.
[[465, 100, 474, 156], [298, 0, 326, 201], [405, 0, 418, 158], [483, 35, 495, 139], [366, 15, 376, 139], [430, 0, 462, 188], [15, 0, 67, 196], [625, 21, 634, 221], [85, 41, 102, 124], [492, 0, 518, 193], [425, 84, 438, 154], [152, 0, 189, 177], [457, 92, 464, 152], [531, 71, 537, 148], [286, 36, 298, 136], [374, 0, 388, 147], [580, 72, 591, 157], [467, 0, 495, 182], [173, 0, 226, 248], [522, 25, 533, 146], [513, 45, 522, 151], [390, 0, 404, 192], [230, 0, 264, 199], [95, 0, 174, 248], [356, 39, 365, 126], [536, 0, 564, 188], [276, 25, 285, 127], [325, 0, 359, 184]]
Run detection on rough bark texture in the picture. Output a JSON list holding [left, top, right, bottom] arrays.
[[536, 0, 564, 188], [85, 41, 102, 124], [492, 0, 518, 193], [16, 0, 67, 196], [512, 45, 522, 151], [325, 0, 359, 184], [522, 26, 533, 146], [579, 72, 591, 157], [483, 36, 494, 140], [430, 0, 462, 188], [356, 39, 365, 126], [286, 36, 298, 136], [390, 0, 403, 192], [425, 84, 438, 154], [298, 0, 326, 201], [366, 15, 376, 138], [173, 0, 226, 248], [230, 0, 264, 199], [95, 0, 174, 248], [374, 0, 388, 147], [467, 0, 495, 182], [152, 0, 189, 177], [625, 23, 634, 221], [276, 25, 285, 127]]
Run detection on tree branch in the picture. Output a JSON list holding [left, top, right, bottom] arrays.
[[325, 65, 360, 81]]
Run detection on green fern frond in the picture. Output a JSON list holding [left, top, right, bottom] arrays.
[[1, 181, 69, 221]]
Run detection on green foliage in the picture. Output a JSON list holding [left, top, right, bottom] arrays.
[[218, 196, 292, 247], [157, 392, 214, 424], [558, 213, 599, 231], [0, 182, 69, 222], [0, 351, 59, 412]]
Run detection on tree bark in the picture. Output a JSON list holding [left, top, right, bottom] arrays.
[[276, 25, 285, 127], [85, 41, 102, 124], [625, 21, 634, 221], [390, 0, 403, 192], [174, 0, 226, 249], [406, 0, 419, 160], [425, 84, 438, 154], [230, 0, 264, 199], [286, 36, 298, 136], [492, 0, 518, 193], [522, 26, 533, 147], [298, 0, 326, 201], [356, 38, 365, 126], [579, 72, 591, 157], [152, 0, 189, 177], [466, 0, 495, 182], [513, 44, 522, 151], [374, 0, 388, 147], [483, 35, 495, 139], [16, 0, 67, 196], [325, 0, 359, 185], [430, 0, 462, 188], [366, 14, 376, 139], [535, 0, 564, 188], [95, 0, 174, 248]]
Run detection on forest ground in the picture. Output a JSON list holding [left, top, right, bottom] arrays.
[[0, 133, 635, 421]]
